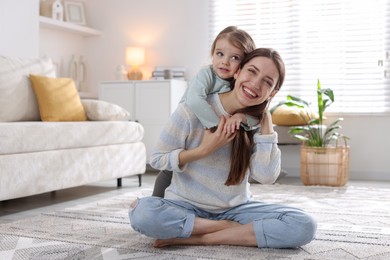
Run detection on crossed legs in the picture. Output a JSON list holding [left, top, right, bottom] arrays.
[[154, 217, 256, 247], [130, 197, 316, 249]]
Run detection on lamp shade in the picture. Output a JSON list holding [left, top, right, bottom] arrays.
[[126, 47, 145, 66]]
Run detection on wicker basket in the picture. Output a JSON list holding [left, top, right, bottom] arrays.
[[300, 145, 350, 186]]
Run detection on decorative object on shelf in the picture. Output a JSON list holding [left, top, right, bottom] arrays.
[[40, 0, 54, 18], [52, 0, 64, 21], [68, 54, 78, 89], [66, 54, 87, 91], [126, 47, 145, 80], [271, 79, 350, 186], [163, 69, 173, 79], [78, 56, 86, 91], [151, 66, 186, 80], [64, 1, 86, 25], [115, 65, 128, 80]]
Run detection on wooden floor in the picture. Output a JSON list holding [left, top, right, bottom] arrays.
[[1, 171, 389, 225]]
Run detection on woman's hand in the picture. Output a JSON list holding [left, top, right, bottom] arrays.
[[260, 110, 274, 135], [203, 116, 237, 153], [178, 116, 236, 166]]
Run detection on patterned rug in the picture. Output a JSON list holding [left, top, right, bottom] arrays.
[[0, 184, 389, 260]]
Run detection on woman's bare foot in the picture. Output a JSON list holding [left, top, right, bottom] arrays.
[[130, 199, 138, 208]]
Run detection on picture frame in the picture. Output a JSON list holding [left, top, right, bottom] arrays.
[[64, 1, 86, 25]]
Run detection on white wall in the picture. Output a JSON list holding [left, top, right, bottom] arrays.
[[84, 0, 210, 97], [0, 0, 39, 57], [39, 28, 86, 79]]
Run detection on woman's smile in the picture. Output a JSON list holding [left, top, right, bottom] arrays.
[[234, 56, 279, 107], [242, 85, 258, 99]]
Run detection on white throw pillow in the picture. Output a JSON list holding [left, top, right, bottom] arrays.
[[81, 99, 130, 121], [0, 56, 56, 121]]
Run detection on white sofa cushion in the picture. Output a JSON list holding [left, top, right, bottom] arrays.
[[0, 121, 144, 155], [81, 99, 130, 121], [0, 56, 56, 122]]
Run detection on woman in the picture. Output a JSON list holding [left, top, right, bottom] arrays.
[[129, 48, 317, 248]]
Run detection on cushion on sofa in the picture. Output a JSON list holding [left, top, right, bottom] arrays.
[[81, 99, 130, 121], [30, 74, 87, 122], [0, 56, 56, 122], [271, 105, 316, 126]]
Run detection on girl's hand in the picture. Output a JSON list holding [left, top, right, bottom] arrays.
[[178, 116, 236, 167], [224, 113, 246, 133]]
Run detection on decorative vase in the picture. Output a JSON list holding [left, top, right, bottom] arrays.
[[78, 56, 86, 91], [68, 55, 78, 89], [115, 65, 127, 80]]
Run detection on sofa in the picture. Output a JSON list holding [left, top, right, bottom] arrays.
[[0, 55, 146, 201]]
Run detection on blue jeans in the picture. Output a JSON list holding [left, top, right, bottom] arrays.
[[129, 197, 317, 248]]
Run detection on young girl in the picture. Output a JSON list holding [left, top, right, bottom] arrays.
[[182, 26, 257, 133], [151, 27, 257, 197]]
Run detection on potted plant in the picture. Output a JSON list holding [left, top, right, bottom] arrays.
[[272, 79, 350, 186]]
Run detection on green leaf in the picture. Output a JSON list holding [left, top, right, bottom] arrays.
[[291, 135, 308, 142], [323, 88, 334, 102], [276, 79, 349, 147], [287, 95, 310, 107], [317, 79, 324, 124], [288, 127, 307, 134]]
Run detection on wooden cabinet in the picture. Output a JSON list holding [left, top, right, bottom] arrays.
[[99, 80, 187, 162]]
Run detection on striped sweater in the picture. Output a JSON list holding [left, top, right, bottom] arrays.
[[150, 94, 281, 213]]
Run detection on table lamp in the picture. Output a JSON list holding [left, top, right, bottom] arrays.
[[126, 47, 145, 80]]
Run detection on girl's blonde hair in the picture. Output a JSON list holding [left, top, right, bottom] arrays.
[[210, 26, 256, 57]]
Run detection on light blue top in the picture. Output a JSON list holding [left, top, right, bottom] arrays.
[[182, 65, 258, 129], [150, 93, 281, 213]]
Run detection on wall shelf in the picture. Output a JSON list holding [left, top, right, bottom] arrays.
[[39, 16, 102, 37]]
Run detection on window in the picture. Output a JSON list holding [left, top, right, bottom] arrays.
[[210, 0, 390, 114]]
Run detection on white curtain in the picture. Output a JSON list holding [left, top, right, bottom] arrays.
[[209, 0, 390, 114]]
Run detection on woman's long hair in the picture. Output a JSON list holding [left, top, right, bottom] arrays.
[[224, 48, 286, 186]]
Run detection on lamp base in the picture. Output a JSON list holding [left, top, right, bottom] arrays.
[[127, 69, 143, 80]]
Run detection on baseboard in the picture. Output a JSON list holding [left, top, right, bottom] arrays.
[[146, 164, 390, 182], [282, 167, 390, 182]]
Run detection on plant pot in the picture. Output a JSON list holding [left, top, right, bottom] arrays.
[[300, 145, 350, 186]]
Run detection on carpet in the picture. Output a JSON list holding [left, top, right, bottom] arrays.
[[0, 184, 390, 260]]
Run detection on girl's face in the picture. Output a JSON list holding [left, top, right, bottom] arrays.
[[233, 56, 279, 108], [212, 38, 244, 80]]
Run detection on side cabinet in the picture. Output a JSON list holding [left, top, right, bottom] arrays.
[[99, 80, 187, 162]]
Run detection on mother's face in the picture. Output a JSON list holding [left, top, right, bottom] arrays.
[[233, 56, 279, 108]]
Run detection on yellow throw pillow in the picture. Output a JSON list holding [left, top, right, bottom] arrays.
[[29, 74, 87, 121], [272, 105, 315, 126]]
